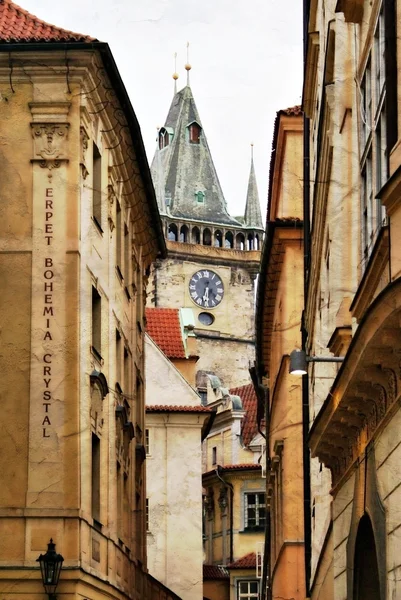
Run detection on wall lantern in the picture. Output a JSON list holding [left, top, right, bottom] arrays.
[[36, 539, 64, 600], [289, 349, 345, 376]]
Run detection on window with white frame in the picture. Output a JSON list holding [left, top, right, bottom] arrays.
[[244, 492, 266, 529], [237, 580, 259, 600], [359, 3, 387, 264]]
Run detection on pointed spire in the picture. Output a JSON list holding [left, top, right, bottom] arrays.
[[172, 52, 179, 95], [185, 42, 192, 86], [150, 83, 240, 226], [244, 145, 263, 229]]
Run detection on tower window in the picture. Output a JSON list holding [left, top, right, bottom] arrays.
[[189, 122, 201, 144], [168, 223, 178, 241], [158, 128, 170, 150], [195, 191, 205, 204], [191, 226, 201, 244]]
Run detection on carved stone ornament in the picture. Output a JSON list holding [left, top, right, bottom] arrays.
[[218, 487, 228, 512], [31, 123, 69, 162], [204, 491, 214, 516]]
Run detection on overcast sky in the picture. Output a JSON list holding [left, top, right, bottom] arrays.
[[21, 0, 303, 221]]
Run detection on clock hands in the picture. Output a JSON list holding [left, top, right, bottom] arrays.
[[203, 282, 210, 306]]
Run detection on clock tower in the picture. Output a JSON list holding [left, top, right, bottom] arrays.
[[148, 79, 263, 389]]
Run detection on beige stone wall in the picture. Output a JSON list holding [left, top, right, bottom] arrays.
[[150, 254, 256, 387], [0, 48, 159, 600]]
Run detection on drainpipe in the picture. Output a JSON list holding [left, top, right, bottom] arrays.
[[215, 467, 234, 564]]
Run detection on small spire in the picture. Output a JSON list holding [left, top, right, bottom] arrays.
[[185, 42, 192, 86], [244, 147, 263, 229], [172, 52, 179, 95]]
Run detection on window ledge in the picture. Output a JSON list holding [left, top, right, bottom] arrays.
[[93, 519, 103, 531], [240, 526, 265, 533], [92, 216, 104, 234], [91, 346, 103, 364]]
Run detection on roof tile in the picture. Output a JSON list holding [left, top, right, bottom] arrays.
[[146, 308, 186, 359], [146, 405, 211, 413], [203, 463, 262, 478], [0, 0, 94, 43], [227, 552, 257, 569], [203, 564, 229, 580]]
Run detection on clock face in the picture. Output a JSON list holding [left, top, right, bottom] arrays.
[[189, 269, 224, 309]]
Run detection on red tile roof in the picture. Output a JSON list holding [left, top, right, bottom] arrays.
[[0, 0, 95, 43], [203, 565, 229, 580], [146, 308, 186, 359], [203, 463, 262, 478], [230, 383, 265, 447], [146, 405, 211, 413], [227, 552, 257, 569], [281, 105, 303, 116]]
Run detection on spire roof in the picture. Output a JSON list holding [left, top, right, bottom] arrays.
[[151, 85, 241, 227], [244, 157, 263, 229], [0, 0, 95, 43]]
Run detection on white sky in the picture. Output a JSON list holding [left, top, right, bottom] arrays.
[[21, 0, 303, 221]]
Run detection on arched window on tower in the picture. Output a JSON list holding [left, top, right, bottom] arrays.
[[247, 234, 254, 251], [203, 228, 212, 246], [192, 226, 200, 244], [236, 233, 245, 251], [180, 225, 189, 242], [168, 223, 178, 241], [225, 231, 234, 248], [188, 122, 201, 144], [214, 230, 222, 247], [158, 127, 170, 150], [255, 234, 260, 250]]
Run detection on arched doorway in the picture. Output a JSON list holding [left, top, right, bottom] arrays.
[[353, 514, 380, 600]]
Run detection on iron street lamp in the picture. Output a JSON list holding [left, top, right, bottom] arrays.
[[289, 349, 344, 375], [36, 538, 64, 600]]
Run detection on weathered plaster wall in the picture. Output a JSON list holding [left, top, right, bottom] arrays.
[[145, 334, 199, 406], [145, 338, 206, 600], [146, 412, 205, 600]]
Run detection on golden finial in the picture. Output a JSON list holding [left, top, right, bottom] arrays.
[[185, 42, 192, 85], [172, 52, 179, 94]]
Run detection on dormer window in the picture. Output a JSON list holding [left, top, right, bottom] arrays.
[[158, 127, 171, 150], [188, 122, 201, 144], [195, 191, 205, 204]]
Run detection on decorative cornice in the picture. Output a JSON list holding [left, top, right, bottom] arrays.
[[29, 101, 71, 123], [309, 279, 401, 490]]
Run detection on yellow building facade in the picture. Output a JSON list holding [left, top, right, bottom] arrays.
[[255, 107, 306, 600], [0, 3, 179, 600], [202, 382, 265, 600], [303, 0, 401, 598]]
